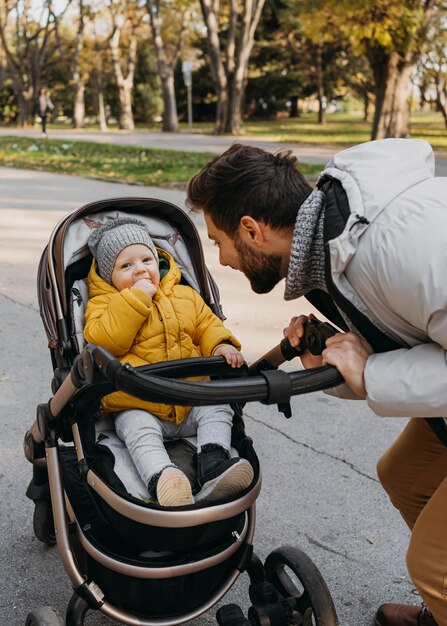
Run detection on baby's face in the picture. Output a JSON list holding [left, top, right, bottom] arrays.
[[111, 244, 160, 292]]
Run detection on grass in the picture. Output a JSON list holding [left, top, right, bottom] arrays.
[[230, 111, 447, 153], [43, 110, 447, 151], [0, 136, 322, 186]]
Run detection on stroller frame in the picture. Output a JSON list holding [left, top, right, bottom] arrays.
[[26, 197, 342, 626]]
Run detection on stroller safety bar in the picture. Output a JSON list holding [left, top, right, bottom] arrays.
[[115, 361, 343, 406], [63, 342, 344, 410]]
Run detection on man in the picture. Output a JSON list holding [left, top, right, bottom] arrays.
[[186, 139, 447, 626]]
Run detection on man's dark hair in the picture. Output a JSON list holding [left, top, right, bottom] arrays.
[[186, 143, 313, 234]]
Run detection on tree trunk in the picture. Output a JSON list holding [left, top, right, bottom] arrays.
[[225, 0, 266, 134], [109, 26, 136, 131], [371, 50, 413, 139], [226, 58, 247, 133], [98, 86, 108, 132], [160, 71, 178, 132], [316, 43, 325, 124], [72, 1, 85, 129], [225, 68, 238, 133], [289, 96, 300, 118], [146, 0, 180, 132], [215, 89, 229, 134], [17, 89, 34, 127], [199, 0, 228, 134], [73, 82, 85, 128], [435, 76, 447, 130], [363, 92, 370, 122], [118, 83, 135, 130]]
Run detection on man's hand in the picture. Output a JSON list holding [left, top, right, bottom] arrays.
[[214, 345, 245, 368], [283, 314, 323, 369], [322, 332, 374, 398], [131, 278, 157, 298]]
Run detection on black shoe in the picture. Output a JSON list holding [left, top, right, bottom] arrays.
[[195, 447, 254, 503]]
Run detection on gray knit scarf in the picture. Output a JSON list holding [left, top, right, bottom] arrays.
[[284, 189, 327, 301], [284, 188, 360, 336]]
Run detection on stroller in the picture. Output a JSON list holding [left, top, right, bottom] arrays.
[[25, 197, 343, 626]]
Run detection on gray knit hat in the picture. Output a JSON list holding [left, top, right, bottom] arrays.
[[88, 217, 159, 284]]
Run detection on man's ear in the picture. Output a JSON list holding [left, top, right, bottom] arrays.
[[239, 216, 266, 246]]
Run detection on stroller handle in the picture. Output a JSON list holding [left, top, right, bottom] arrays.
[[66, 340, 344, 411], [248, 319, 341, 374]]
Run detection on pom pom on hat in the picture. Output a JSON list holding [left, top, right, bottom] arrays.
[[88, 217, 159, 284]]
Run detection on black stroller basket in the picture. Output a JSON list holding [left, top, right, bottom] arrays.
[[26, 197, 343, 626]]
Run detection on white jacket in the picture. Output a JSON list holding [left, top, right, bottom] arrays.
[[320, 138, 447, 418]]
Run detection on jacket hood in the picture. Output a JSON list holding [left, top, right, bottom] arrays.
[[87, 247, 180, 298], [319, 138, 435, 223]]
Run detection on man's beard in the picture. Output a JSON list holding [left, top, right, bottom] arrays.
[[234, 234, 283, 294]]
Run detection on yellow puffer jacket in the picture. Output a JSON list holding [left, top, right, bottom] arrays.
[[84, 249, 240, 423]]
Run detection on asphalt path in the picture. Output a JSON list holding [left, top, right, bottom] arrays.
[[0, 165, 417, 626], [2, 126, 447, 174]]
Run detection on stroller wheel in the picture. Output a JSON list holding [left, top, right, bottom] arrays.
[[264, 546, 339, 626], [33, 500, 56, 546], [25, 606, 64, 626]]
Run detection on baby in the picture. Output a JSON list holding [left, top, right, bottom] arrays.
[[84, 217, 253, 507]]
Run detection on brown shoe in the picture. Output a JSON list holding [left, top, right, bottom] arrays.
[[374, 603, 438, 626], [156, 467, 193, 507]]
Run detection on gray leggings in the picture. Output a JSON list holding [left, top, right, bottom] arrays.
[[115, 405, 233, 487]]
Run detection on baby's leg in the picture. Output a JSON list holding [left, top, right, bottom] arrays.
[[114, 409, 173, 487], [185, 404, 233, 453], [115, 409, 193, 506]]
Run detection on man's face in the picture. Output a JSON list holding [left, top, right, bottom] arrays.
[[204, 213, 283, 294]]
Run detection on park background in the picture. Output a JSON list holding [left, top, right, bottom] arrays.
[[1, 0, 447, 182]]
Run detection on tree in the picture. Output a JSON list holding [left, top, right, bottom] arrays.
[[132, 40, 163, 124], [71, 0, 86, 128], [85, 5, 114, 131], [251, 0, 351, 123], [0, 0, 64, 125], [199, 0, 267, 134], [52, 0, 88, 127], [288, 1, 350, 124], [330, 0, 438, 139], [418, 4, 447, 127], [146, 0, 191, 132], [107, 0, 143, 130]]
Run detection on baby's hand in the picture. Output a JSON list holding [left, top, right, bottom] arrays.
[[214, 345, 244, 368], [131, 278, 157, 298]]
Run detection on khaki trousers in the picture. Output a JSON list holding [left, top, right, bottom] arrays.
[[377, 418, 447, 625]]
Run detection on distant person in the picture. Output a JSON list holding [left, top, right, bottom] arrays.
[[186, 140, 447, 626], [33, 87, 54, 137]]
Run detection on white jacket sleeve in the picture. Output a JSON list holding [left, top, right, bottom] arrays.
[[365, 342, 447, 417], [361, 275, 447, 416]]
